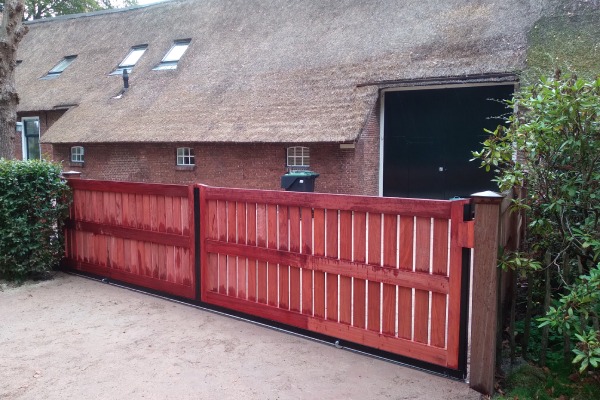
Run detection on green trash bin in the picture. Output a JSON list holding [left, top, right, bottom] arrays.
[[280, 170, 319, 192]]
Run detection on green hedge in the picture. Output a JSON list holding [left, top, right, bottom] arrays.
[[0, 159, 72, 281]]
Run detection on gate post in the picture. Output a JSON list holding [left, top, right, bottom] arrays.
[[469, 191, 503, 395]]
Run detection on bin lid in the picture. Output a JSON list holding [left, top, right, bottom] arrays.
[[283, 170, 320, 177]]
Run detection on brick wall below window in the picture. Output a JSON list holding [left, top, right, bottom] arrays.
[[52, 139, 379, 195]]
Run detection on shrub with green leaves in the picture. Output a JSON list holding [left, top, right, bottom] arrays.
[[0, 159, 71, 281], [474, 73, 600, 372]]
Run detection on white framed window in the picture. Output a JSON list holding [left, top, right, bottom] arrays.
[[41, 55, 77, 80], [71, 146, 84, 163], [21, 117, 40, 160], [153, 39, 191, 71], [110, 45, 148, 76], [176, 147, 195, 166], [287, 146, 310, 169]]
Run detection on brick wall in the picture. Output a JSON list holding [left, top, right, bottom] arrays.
[[52, 139, 378, 194], [48, 103, 381, 195], [355, 99, 381, 196]]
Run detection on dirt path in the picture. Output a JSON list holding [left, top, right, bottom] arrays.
[[0, 273, 481, 399]]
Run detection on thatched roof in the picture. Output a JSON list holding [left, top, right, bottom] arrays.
[[15, 0, 556, 144]]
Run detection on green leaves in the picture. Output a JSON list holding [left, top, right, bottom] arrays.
[[475, 73, 600, 372], [0, 159, 72, 281]]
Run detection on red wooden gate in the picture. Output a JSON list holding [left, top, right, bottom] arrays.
[[64, 179, 196, 299], [198, 185, 473, 369]]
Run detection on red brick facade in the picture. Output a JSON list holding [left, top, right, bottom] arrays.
[[23, 103, 380, 196]]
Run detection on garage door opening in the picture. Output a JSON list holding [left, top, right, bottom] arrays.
[[382, 84, 515, 199]]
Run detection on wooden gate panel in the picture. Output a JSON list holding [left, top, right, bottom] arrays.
[[64, 180, 195, 299], [199, 185, 472, 369]]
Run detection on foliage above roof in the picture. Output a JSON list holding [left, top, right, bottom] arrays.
[[24, 0, 138, 20]]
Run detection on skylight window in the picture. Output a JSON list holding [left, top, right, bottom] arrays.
[[110, 45, 148, 76], [153, 39, 191, 71], [41, 55, 76, 80]]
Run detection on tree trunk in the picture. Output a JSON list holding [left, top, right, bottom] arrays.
[[0, 0, 28, 160], [509, 269, 517, 365], [540, 252, 552, 367], [521, 271, 533, 360]]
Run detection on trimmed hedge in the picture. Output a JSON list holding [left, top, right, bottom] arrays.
[[0, 159, 71, 281]]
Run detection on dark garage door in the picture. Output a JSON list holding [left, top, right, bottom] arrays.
[[382, 84, 514, 199]]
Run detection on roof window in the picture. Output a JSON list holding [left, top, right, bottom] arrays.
[[153, 39, 191, 71], [41, 55, 76, 80], [110, 45, 148, 76]]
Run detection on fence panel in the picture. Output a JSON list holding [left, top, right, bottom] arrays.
[[64, 180, 195, 299], [198, 185, 473, 369]]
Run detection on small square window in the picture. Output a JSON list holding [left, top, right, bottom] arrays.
[[154, 39, 191, 71], [176, 147, 195, 166], [110, 45, 148, 76], [287, 146, 310, 169], [41, 55, 77, 80], [71, 146, 84, 163]]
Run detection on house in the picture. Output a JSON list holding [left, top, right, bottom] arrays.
[[13, 0, 596, 198]]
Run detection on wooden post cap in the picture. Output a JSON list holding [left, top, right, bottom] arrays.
[[471, 190, 504, 204]]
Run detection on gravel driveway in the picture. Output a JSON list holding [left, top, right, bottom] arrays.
[[0, 273, 481, 399]]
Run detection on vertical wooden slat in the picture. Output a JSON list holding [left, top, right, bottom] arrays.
[[339, 210, 352, 325], [313, 208, 325, 319], [289, 206, 301, 312], [398, 216, 414, 340], [121, 192, 130, 228], [206, 197, 219, 293], [151, 243, 160, 279], [353, 211, 367, 329], [115, 193, 125, 272], [123, 238, 131, 273], [130, 239, 138, 275], [237, 202, 247, 299], [431, 218, 449, 348], [150, 195, 158, 232], [256, 204, 268, 304], [157, 195, 166, 233], [278, 205, 289, 310], [227, 201, 237, 296], [301, 207, 313, 315], [172, 196, 182, 236], [247, 203, 257, 302], [109, 192, 117, 226], [187, 187, 196, 292], [158, 196, 167, 281], [142, 195, 151, 231], [217, 200, 227, 294], [135, 194, 144, 230], [181, 196, 190, 237], [367, 213, 381, 333], [267, 204, 278, 307], [326, 209, 338, 322], [414, 217, 431, 344], [382, 214, 397, 336], [164, 196, 173, 234], [84, 190, 93, 221], [158, 244, 167, 280], [181, 247, 191, 286]]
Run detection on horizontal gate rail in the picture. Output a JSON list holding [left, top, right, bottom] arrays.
[[64, 179, 196, 299], [198, 184, 473, 370]]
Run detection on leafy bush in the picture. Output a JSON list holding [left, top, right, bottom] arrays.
[[474, 73, 600, 373], [0, 159, 71, 281]]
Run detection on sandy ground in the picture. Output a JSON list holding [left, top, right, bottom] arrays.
[[0, 273, 482, 400]]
